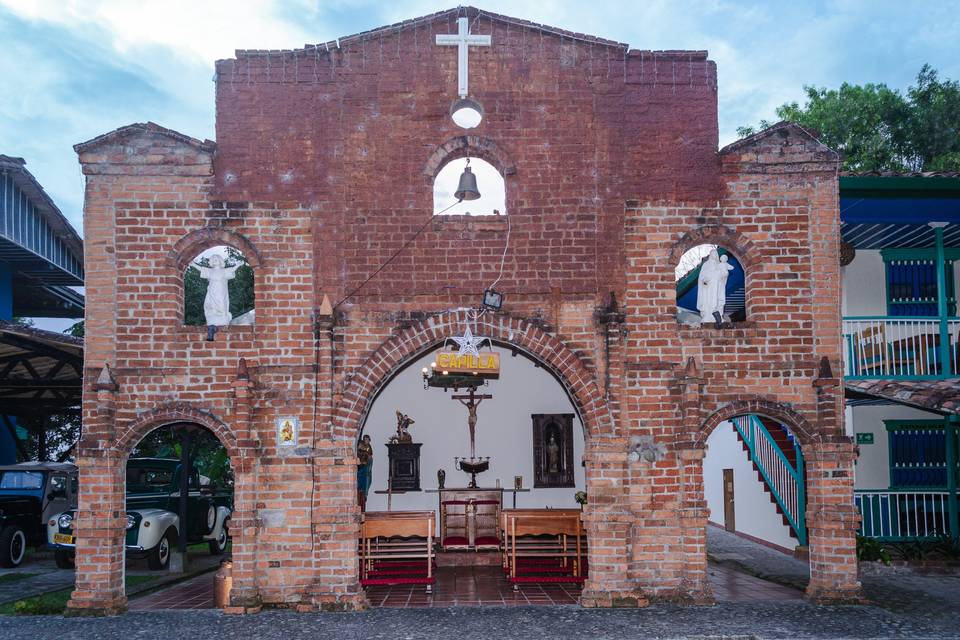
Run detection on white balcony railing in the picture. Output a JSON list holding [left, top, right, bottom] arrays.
[[855, 490, 957, 540], [843, 316, 960, 379]]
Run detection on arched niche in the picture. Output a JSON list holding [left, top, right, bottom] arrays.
[[183, 245, 255, 326], [675, 243, 747, 326]]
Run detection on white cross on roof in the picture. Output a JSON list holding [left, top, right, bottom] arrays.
[[435, 17, 491, 98]]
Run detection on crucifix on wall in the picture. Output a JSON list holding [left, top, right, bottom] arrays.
[[452, 388, 492, 460], [436, 16, 491, 98]]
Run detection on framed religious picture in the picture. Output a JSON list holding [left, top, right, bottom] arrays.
[[276, 416, 299, 448], [531, 414, 575, 488]]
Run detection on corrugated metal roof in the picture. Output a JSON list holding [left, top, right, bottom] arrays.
[[0, 156, 83, 285], [841, 222, 960, 249]]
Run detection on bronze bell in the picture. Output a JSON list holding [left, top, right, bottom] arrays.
[[454, 165, 481, 201]]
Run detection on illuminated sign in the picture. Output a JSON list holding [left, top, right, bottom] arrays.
[[434, 351, 500, 378]]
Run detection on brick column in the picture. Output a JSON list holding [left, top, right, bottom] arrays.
[[226, 358, 261, 612], [804, 439, 863, 604], [804, 356, 862, 603], [66, 366, 126, 616], [307, 305, 367, 612], [580, 438, 646, 607], [675, 357, 711, 602]]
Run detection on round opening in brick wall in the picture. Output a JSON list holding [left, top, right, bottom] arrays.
[[450, 98, 483, 129]]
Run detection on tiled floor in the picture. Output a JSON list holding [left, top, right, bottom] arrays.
[[365, 566, 582, 607], [708, 563, 804, 602], [126, 559, 801, 610], [129, 572, 216, 610]]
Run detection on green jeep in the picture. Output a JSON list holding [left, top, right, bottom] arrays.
[[0, 462, 78, 567], [49, 458, 232, 570]]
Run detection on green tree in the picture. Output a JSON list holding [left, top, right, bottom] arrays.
[[738, 65, 960, 173], [184, 246, 254, 325], [15, 412, 81, 462]]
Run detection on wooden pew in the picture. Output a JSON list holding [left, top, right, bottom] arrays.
[[359, 511, 436, 592], [501, 510, 586, 585], [499, 509, 584, 568]]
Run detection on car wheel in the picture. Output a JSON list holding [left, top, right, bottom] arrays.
[[147, 529, 174, 570], [208, 524, 227, 555], [205, 505, 217, 535], [0, 526, 26, 568], [54, 549, 75, 569]]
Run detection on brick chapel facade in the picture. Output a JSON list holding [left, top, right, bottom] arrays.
[[69, 8, 861, 614]]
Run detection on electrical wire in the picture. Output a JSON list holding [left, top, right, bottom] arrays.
[[334, 199, 462, 309], [487, 213, 511, 291]]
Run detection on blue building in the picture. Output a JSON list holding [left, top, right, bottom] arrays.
[[0, 155, 84, 464]]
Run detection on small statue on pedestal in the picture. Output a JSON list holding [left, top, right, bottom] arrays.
[[437, 468, 446, 489], [391, 410, 415, 443]]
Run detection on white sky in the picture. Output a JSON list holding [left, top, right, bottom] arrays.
[[2, 0, 959, 234]]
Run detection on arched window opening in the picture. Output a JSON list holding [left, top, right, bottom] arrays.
[[433, 157, 506, 216], [184, 245, 255, 326], [675, 243, 746, 326]]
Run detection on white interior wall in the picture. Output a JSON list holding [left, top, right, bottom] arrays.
[[363, 346, 585, 528], [851, 404, 945, 489], [703, 420, 797, 550], [842, 249, 887, 316]]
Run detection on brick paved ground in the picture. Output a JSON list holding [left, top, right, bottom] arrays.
[[129, 573, 216, 611], [127, 561, 802, 610]]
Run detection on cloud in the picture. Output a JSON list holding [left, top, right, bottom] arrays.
[[2, 0, 959, 235]]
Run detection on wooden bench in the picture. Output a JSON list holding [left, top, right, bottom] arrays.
[[359, 510, 436, 591], [501, 510, 586, 585]]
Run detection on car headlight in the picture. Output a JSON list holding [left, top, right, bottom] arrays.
[[58, 513, 73, 529], [126, 514, 137, 530]]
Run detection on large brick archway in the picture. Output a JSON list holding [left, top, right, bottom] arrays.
[[334, 310, 615, 444], [330, 309, 627, 604]]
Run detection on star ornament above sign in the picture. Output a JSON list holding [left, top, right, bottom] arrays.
[[450, 327, 488, 357]]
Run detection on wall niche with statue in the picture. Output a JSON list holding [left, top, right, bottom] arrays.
[[532, 413, 575, 488]]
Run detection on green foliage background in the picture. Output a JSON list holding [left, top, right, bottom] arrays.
[[738, 65, 960, 173], [131, 427, 234, 487], [184, 246, 255, 326]]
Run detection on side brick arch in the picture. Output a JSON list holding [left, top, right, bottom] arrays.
[[165, 226, 263, 272], [114, 402, 241, 465], [669, 223, 759, 273], [697, 396, 818, 450]]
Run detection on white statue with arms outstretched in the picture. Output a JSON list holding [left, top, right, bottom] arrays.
[[197, 254, 238, 326]]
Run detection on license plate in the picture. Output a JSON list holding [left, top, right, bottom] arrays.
[[53, 533, 74, 545]]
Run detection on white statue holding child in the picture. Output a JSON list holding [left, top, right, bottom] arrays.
[[696, 249, 734, 327]]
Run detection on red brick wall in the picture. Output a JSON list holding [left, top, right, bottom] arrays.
[[213, 12, 720, 305], [69, 10, 860, 614]]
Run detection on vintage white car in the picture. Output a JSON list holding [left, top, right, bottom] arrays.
[[49, 458, 231, 570]]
